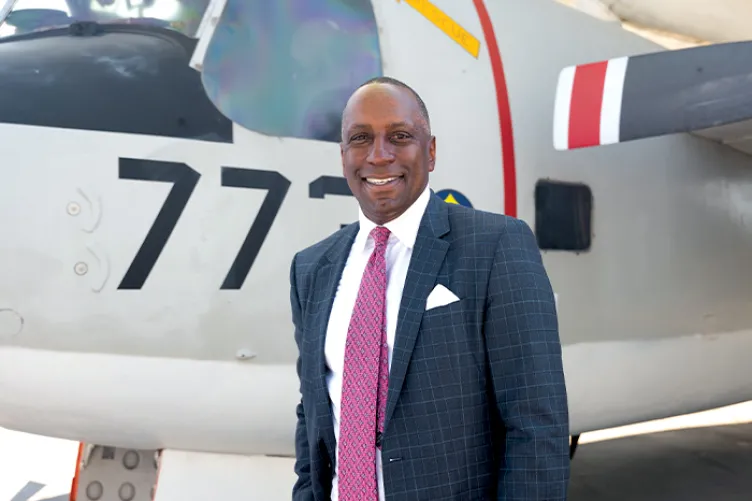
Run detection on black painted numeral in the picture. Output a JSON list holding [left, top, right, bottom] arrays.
[[220, 167, 291, 290], [308, 175, 352, 198], [118, 158, 200, 290], [309, 175, 354, 230]]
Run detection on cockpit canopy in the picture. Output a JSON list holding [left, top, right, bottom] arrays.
[[0, 0, 385, 143]]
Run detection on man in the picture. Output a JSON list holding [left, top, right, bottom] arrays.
[[290, 76, 570, 501]]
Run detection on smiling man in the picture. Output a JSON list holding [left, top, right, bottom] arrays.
[[289, 76, 570, 501]]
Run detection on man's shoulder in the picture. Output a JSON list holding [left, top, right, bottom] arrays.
[[444, 201, 532, 242]]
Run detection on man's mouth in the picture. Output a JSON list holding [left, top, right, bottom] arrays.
[[364, 175, 403, 186]]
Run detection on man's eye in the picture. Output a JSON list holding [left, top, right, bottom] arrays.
[[350, 133, 368, 142], [393, 132, 410, 141]]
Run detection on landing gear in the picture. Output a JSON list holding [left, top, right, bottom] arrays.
[[569, 434, 580, 460]]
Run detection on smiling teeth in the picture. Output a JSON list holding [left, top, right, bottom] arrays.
[[367, 177, 397, 185]]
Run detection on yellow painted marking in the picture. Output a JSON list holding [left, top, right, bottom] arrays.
[[443, 193, 460, 205], [397, 0, 481, 58]]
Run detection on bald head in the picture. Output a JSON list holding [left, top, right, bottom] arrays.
[[341, 76, 431, 142]]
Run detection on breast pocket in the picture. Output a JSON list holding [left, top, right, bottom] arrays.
[[421, 297, 466, 330], [415, 299, 483, 376]]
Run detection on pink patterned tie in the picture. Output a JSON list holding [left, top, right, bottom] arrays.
[[338, 226, 391, 501]]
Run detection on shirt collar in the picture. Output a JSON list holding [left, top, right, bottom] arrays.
[[356, 184, 431, 252]]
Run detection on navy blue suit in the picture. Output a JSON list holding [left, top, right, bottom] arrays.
[[290, 192, 570, 500]]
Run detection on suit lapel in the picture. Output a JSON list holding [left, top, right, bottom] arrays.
[[384, 193, 450, 431], [309, 222, 359, 467]]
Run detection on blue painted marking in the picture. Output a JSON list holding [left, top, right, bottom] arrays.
[[436, 189, 473, 208]]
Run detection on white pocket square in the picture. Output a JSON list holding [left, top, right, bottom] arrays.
[[425, 284, 460, 311]]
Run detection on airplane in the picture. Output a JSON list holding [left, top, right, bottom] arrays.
[[0, 0, 751, 498]]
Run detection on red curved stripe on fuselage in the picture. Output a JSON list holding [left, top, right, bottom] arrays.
[[472, 0, 517, 218]]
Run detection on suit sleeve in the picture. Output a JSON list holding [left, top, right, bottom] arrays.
[[485, 218, 571, 500], [290, 254, 314, 501]]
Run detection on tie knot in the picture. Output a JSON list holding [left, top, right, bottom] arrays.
[[370, 226, 391, 248]]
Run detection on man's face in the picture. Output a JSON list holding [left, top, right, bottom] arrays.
[[340, 83, 435, 225]]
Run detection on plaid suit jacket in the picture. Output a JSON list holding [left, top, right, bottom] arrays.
[[290, 192, 570, 500]]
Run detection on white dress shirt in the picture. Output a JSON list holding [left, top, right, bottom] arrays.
[[325, 184, 431, 501]]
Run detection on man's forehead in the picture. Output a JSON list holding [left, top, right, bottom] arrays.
[[343, 83, 422, 129]]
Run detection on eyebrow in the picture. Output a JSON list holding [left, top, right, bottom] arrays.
[[347, 121, 413, 131]]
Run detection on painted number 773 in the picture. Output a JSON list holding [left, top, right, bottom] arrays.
[[117, 157, 352, 290]]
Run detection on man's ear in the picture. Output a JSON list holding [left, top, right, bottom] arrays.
[[428, 136, 436, 172]]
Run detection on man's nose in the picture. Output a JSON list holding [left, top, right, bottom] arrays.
[[367, 136, 395, 165]]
